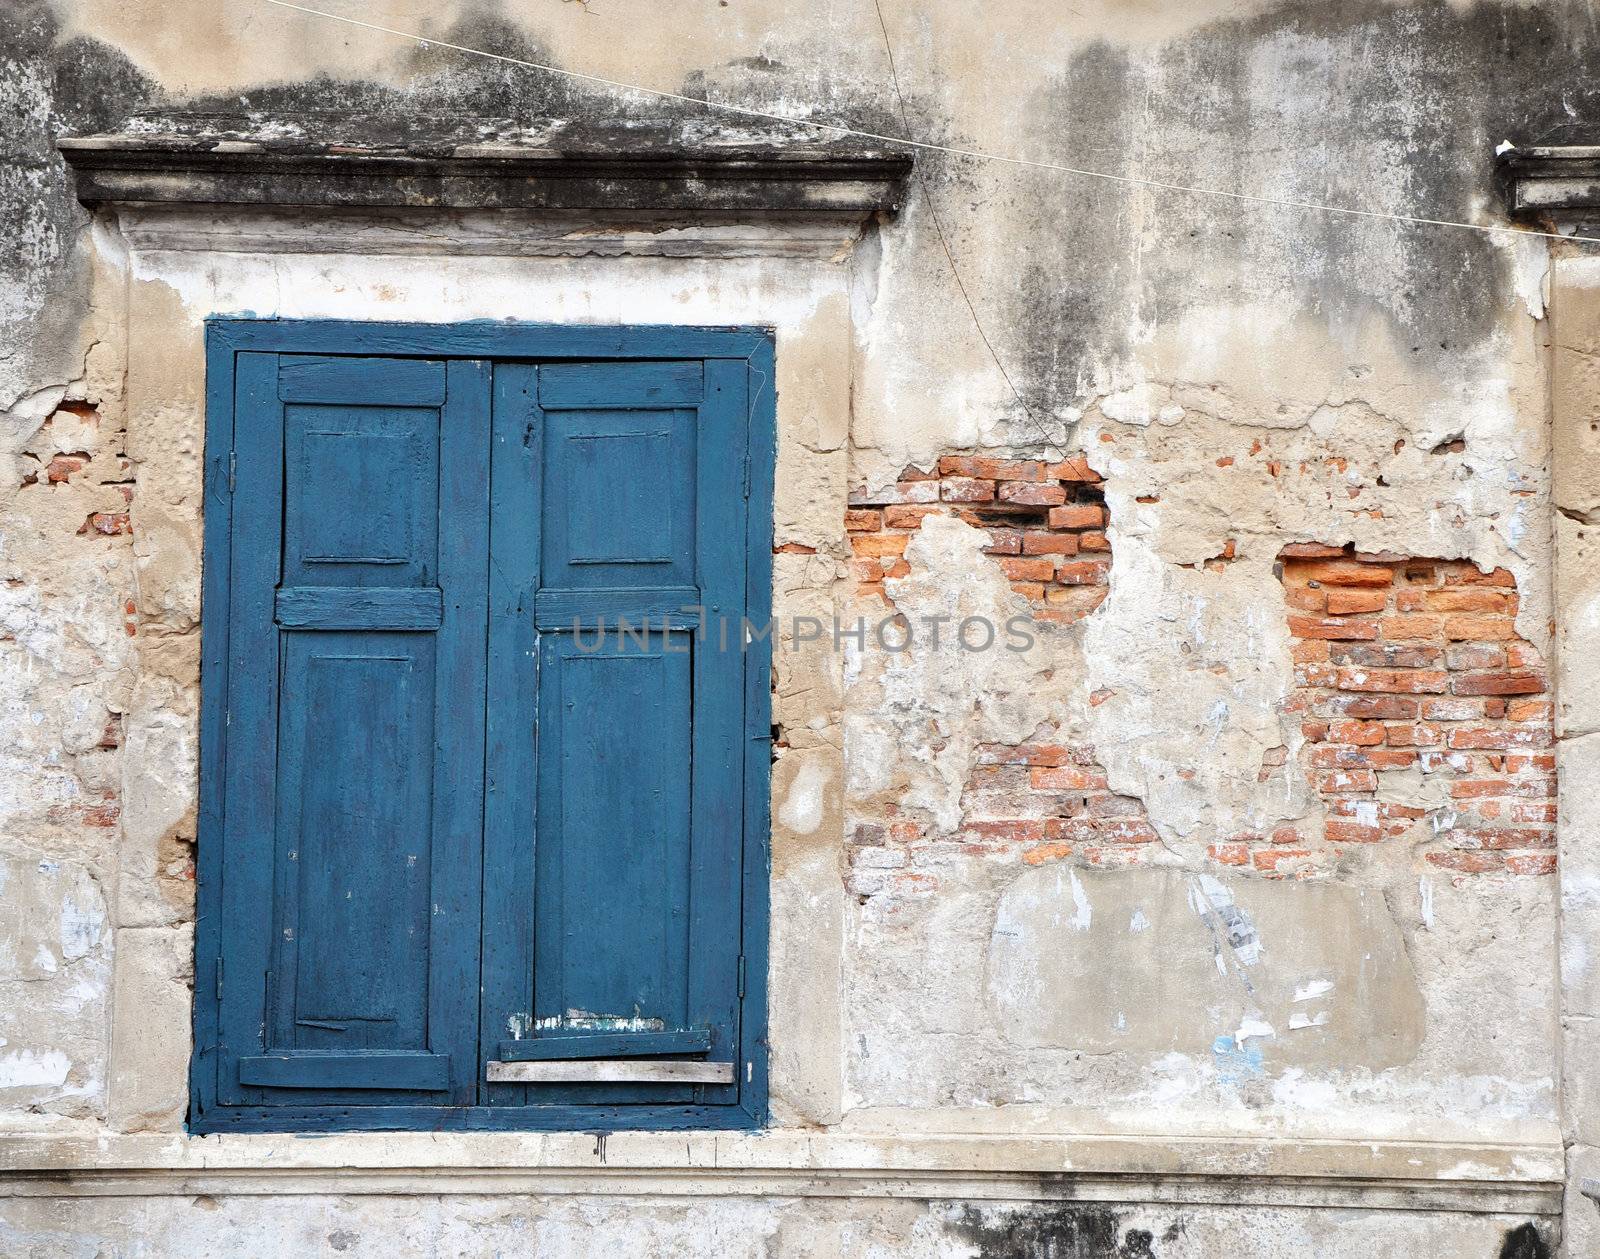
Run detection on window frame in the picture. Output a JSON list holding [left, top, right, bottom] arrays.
[[191, 319, 774, 1133]]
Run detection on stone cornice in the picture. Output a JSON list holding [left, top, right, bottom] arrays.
[[57, 133, 913, 216], [1499, 143, 1600, 234]]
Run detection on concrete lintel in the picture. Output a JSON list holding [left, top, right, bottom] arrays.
[[58, 133, 914, 216]]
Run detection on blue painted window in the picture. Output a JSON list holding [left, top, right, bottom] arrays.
[[193, 322, 773, 1133]]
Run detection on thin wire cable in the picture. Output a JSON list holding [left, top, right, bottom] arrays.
[[259, 0, 1600, 248], [870, 0, 1060, 452]]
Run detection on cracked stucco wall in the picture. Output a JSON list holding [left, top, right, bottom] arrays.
[[0, 0, 1590, 1254]]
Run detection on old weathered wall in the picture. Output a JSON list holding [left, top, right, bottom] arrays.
[[1, 0, 1594, 1254]]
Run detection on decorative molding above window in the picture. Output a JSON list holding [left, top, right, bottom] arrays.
[[1498, 139, 1600, 235], [58, 129, 913, 217]]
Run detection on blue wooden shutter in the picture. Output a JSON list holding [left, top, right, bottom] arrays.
[[482, 358, 749, 1106], [213, 352, 488, 1105]]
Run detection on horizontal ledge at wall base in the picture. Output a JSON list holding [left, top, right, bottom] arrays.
[[0, 1130, 1563, 1216]]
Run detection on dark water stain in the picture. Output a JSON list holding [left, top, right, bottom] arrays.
[[0, 1, 890, 411], [10, 0, 1600, 431], [0, 2, 158, 407], [1498, 1221, 1552, 1259], [946, 1203, 1176, 1259], [996, 0, 1600, 414]]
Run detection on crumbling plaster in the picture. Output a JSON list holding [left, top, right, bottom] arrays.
[[0, 0, 1592, 1252]]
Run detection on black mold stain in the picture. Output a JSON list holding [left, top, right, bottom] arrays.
[[10, 0, 1600, 433], [1498, 1222, 1552, 1259], [1, 2, 159, 406], [3, 1, 897, 414], [998, 0, 1600, 415], [946, 1203, 1173, 1259]]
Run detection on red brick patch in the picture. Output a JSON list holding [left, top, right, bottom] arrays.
[[848, 456, 1111, 623], [1279, 545, 1554, 877]]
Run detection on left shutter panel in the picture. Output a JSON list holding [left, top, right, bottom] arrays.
[[216, 352, 489, 1107]]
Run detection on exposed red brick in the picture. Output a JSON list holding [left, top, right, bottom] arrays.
[[1444, 566, 1516, 587], [851, 534, 909, 558], [1445, 726, 1551, 750], [1326, 589, 1386, 614], [1385, 723, 1442, 747], [1445, 643, 1503, 670], [1048, 504, 1105, 529], [1424, 588, 1515, 613], [1335, 667, 1448, 694], [1254, 848, 1317, 876], [1031, 765, 1108, 791], [1290, 559, 1395, 587], [1292, 641, 1331, 665], [1317, 769, 1378, 793], [1444, 615, 1517, 641], [1020, 530, 1078, 556], [46, 454, 87, 484], [884, 505, 940, 529], [1315, 695, 1418, 719], [1046, 455, 1097, 481], [966, 819, 1049, 842], [940, 477, 996, 503], [999, 481, 1066, 505], [1427, 851, 1504, 874], [1287, 615, 1379, 641], [1449, 671, 1546, 696], [1325, 819, 1380, 843], [1278, 546, 1554, 878], [939, 456, 1045, 481], [1056, 560, 1111, 585], [1101, 819, 1159, 843], [1331, 642, 1442, 668], [999, 557, 1056, 582], [1327, 719, 1386, 745], [1381, 614, 1443, 639], [79, 511, 131, 537], [980, 526, 1022, 554]]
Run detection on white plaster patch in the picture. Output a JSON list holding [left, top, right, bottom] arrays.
[[0, 1048, 71, 1091], [776, 756, 831, 836], [1069, 870, 1092, 932], [1292, 979, 1334, 1003]]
